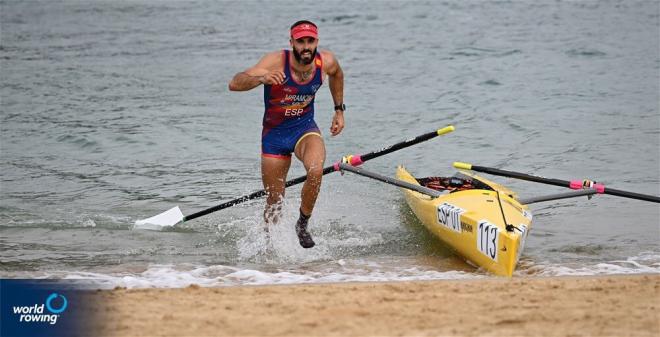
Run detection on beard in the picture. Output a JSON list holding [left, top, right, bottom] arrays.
[[292, 46, 317, 65]]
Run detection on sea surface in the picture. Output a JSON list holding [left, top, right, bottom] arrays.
[[1, 0, 659, 288]]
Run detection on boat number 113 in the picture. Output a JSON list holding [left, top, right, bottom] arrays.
[[477, 221, 498, 261]]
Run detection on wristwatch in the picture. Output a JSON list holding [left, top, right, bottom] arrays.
[[334, 103, 346, 112]]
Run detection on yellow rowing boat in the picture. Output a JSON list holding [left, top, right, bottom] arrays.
[[396, 165, 533, 277]]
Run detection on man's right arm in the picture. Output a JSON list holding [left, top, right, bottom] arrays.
[[228, 52, 285, 91], [228, 71, 265, 91]]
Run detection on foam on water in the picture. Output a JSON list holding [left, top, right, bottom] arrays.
[[20, 251, 656, 289], [517, 251, 660, 277], [51, 261, 480, 289]]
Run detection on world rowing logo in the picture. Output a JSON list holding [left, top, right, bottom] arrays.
[[12, 293, 68, 325]]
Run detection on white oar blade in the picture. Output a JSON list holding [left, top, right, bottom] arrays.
[[133, 206, 184, 231]]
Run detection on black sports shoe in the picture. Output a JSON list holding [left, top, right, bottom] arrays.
[[295, 210, 315, 248]]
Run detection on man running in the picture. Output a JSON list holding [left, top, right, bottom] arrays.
[[228, 20, 345, 248]]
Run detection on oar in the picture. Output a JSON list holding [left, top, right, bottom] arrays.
[[134, 125, 455, 230], [518, 189, 598, 205], [338, 163, 603, 205], [338, 163, 444, 198], [453, 162, 660, 203]]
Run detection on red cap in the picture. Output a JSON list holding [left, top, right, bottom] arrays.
[[291, 23, 318, 40]]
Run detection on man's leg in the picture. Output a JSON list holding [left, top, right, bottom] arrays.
[[294, 134, 325, 248], [261, 155, 291, 228]]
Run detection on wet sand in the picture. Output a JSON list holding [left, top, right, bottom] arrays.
[[88, 274, 659, 337]]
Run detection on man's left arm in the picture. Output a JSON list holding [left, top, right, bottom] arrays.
[[323, 51, 344, 136]]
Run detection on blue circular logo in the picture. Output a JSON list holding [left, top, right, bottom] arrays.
[[46, 293, 68, 314]]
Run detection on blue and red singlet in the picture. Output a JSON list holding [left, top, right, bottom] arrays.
[[261, 50, 323, 158]]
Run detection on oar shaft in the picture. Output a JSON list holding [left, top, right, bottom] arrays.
[[519, 189, 598, 205], [602, 187, 660, 203], [184, 125, 455, 222], [184, 190, 266, 222], [455, 162, 660, 203], [471, 165, 569, 188], [360, 126, 454, 162], [338, 163, 443, 198]]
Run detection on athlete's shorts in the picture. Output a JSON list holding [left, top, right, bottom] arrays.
[[261, 122, 321, 159]]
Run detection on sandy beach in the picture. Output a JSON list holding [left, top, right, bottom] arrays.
[[85, 274, 659, 337]]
